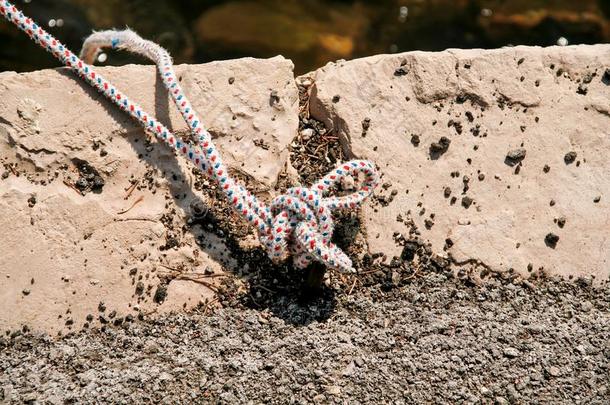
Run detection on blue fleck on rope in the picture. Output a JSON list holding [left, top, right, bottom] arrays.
[[1, 1, 379, 273]]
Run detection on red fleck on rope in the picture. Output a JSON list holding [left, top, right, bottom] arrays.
[[1, 1, 379, 273]]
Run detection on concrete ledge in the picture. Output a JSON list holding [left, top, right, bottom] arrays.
[[307, 44, 609, 282], [0, 56, 298, 334], [1, 45, 609, 334]]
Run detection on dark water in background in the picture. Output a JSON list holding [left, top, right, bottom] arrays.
[[1, 0, 609, 74]]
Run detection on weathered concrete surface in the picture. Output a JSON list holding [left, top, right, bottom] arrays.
[[0, 56, 298, 334], [308, 44, 610, 282], [2, 45, 609, 335]]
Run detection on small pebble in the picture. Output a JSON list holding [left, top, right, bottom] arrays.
[[545, 232, 560, 248], [461, 196, 474, 209], [564, 151, 577, 164], [506, 148, 526, 164]]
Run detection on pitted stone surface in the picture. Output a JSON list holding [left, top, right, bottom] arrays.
[[307, 44, 610, 281], [0, 56, 298, 334]]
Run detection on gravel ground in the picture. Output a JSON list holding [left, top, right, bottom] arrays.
[[1, 267, 608, 404]]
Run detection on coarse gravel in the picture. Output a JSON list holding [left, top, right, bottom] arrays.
[[1, 267, 608, 404]]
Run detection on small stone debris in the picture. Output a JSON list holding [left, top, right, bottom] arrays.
[[154, 285, 168, 304], [301, 128, 315, 140], [556, 217, 566, 228], [228, 77, 235, 84], [75, 178, 89, 190], [543, 164, 551, 173], [361, 118, 371, 137], [461, 196, 474, 209], [447, 119, 463, 134], [410, 134, 420, 146], [27, 195, 36, 207], [547, 366, 561, 377], [576, 83, 588, 95], [429, 136, 451, 158], [503, 347, 520, 358], [332, 95, 341, 103], [189, 200, 209, 219], [443, 187, 451, 198], [545, 233, 560, 248], [564, 151, 577, 164], [71, 158, 105, 194], [253, 138, 270, 150], [505, 148, 526, 165], [465, 111, 474, 122], [22, 289, 31, 296], [135, 282, 144, 296], [593, 195, 601, 203]]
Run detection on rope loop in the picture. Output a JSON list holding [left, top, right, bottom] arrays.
[[262, 159, 377, 272], [0, 1, 379, 273]]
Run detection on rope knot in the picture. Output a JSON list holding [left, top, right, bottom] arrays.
[[262, 160, 378, 273], [2, 11, 381, 275]]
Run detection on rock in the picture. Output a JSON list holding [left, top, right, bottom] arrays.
[[429, 136, 451, 158], [495, 396, 509, 405], [307, 44, 610, 282], [153, 285, 168, 304], [580, 301, 593, 312], [547, 366, 561, 377], [0, 57, 298, 334], [545, 233, 560, 248], [564, 151, 577, 164], [506, 148, 527, 165], [312, 394, 326, 403], [300, 128, 315, 141], [144, 341, 160, 354], [503, 347, 520, 358]]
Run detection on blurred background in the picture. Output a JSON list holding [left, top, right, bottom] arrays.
[[1, 0, 609, 74]]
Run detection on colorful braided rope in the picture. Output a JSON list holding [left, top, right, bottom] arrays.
[[1, 1, 379, 273]]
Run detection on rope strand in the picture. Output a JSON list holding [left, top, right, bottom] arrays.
[[1, 1, 379, 273]]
